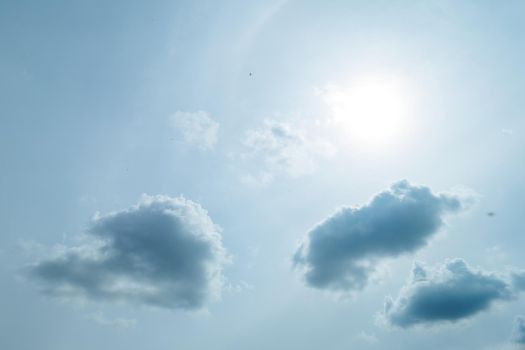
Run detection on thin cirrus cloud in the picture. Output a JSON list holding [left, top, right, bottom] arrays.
[[87, 311, 137, 330], [383, 259, 512, 328], [513, 316, 525, 344], [170, 110, 219, 150], [293, 180, 469, 293], [28, 195, 228, 310], [242, 119, 336, 179]]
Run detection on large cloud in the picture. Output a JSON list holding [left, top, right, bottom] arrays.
[[513, 316, 525, 344], [28, 195, 228, 310], [293, 180, 466, 292], [383, 259, 512, 328]]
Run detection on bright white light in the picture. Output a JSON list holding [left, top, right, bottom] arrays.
[[321, 78, 412, 150]]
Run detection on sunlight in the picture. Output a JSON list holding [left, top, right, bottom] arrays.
[[322, 78, 412, 150]]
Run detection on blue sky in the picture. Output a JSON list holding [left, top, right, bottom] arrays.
[[2, 1, 525, 349]]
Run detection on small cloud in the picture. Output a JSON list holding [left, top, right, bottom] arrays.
[[223, 281, 253, 294], [27, 195, 229, 311], [87, 311, 136, 330], [239, 172, 274, 187], [170, 111, 219, 150], [242, 119, 336, 179], [501, 129, 514, 136], [383, 259, 512, 328], [356, 331, 379, 344], [293, 180, 469, 294], [513, 315, 525, 344]]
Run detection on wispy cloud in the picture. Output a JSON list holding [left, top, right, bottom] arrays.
[[87, 311, 136, 330], [513, 316, 525, 344], [170, 111, 219, 150], [242, 119, 335, 180], [356, 331, 379, 344]]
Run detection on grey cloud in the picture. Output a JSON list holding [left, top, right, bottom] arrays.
[[293, 180, 466, 292], [384, 259, 512, 328], [512, 270, 525, 292], [28, 195, 228, 310], [513, 316, 525, 344]]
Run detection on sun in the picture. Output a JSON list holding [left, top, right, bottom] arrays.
[[322, 78, 412, 150]]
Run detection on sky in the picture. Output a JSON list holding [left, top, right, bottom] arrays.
[[1, 0, 525, 349]]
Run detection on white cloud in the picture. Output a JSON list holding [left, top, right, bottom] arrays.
[[170, 111, 219, 150], [239, 172, 274, 187], [242, 119, 336, 179]]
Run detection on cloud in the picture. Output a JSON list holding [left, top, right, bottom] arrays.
[[87, 311, 137, 329], [293, 180, 467, 293], [242, 119, 335, 178], [28, 195, 228, 310], [356, 331, 379, 344], [511, 270, 525, 292], [383, 259, 512, 328], [170, 111, 219, 150], [239, 172, 274, 187], [513, 316, 525, 344]]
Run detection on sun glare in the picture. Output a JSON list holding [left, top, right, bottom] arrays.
[[323, 78, 412, 150]]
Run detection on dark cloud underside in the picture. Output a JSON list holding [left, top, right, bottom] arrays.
[[384, 259, 511, 328], [293, 180, 466, 292], [29, 195, 227, 310]]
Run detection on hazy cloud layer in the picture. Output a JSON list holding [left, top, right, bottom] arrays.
[[170, 111, 219, 150], [513, 316, 525, 344], [29, 195, 228, 310], [293, 180, 466, 292], [384, 259, 512, 328], [242, 119, 335, 178]]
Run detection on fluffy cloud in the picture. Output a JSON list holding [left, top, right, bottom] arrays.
[[242, 119, 335, 178], [513, 316, 525, 344], [293, 180, 466, 292], [28, 195, 228, 310], [170, 110, 219, 150], [383, 259, 512, 328]]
